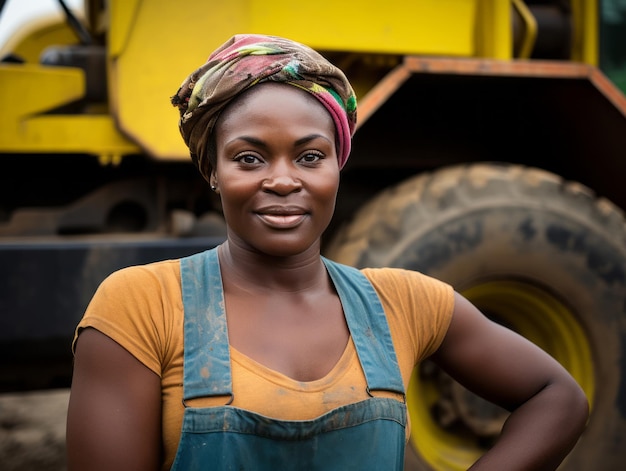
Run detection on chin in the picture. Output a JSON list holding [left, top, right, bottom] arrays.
[[251, 238, 320, 258]]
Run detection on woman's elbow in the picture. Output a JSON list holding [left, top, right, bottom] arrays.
[[571, 381, 590, 432], [554, 375, 590, 437]]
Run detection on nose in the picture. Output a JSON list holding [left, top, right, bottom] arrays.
[[261, 161, 302, 195]]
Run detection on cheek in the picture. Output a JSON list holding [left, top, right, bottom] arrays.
[[316, 175, 340, 209], [326, 168, 341, 194], [326, 181, 340, 202], [218, 180, 256, 214]]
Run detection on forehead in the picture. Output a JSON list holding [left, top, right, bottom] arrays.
[[217, 82, 333, 128]]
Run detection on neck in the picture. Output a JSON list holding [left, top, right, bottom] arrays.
[[217, 240, 328, 293]]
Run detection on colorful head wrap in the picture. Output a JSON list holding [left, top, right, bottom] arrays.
[[171, 34, 357, 181]]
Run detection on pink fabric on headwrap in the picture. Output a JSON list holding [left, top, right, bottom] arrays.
[[171, 34, 357, 181]]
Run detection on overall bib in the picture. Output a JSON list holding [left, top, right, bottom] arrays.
[[171, 248, 407, 470]]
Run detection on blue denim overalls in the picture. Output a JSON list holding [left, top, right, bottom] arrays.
[[171, 248, 407, 470]]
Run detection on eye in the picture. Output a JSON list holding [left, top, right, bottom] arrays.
[[298, 152, 324, 165], [234, 153, 263, 166]]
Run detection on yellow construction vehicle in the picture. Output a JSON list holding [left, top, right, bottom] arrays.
[[1, 1, 625, 469]]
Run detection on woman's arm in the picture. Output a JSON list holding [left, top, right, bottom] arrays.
[[66, 327, 163, 471], [431, 293, 589, 471]]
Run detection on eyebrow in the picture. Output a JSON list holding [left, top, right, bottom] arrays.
[[295, 134, 333, 146], [227, 133, 332, 148]]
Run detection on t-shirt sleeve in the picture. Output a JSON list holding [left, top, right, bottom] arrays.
[[362, 267, 455, 364], [71, 261, 181, 377]]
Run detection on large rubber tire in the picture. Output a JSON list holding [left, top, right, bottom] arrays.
[[325, 163, 626, 471]]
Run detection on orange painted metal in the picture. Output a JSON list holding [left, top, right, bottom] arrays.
[[357, 56, 626, 130]]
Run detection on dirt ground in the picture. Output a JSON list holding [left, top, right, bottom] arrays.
[[0, 388, 69, 471]]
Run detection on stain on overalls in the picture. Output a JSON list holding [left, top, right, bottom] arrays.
[[171, 248, 406, 470]]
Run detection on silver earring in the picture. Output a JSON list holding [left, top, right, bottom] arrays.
[[210, 184, 217, 191]]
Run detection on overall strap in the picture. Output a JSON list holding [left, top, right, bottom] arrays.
[[180, 248, 232, 401], [322, 258, 405, 396]]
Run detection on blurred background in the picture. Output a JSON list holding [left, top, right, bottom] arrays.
[[0, 1, 625, 470]]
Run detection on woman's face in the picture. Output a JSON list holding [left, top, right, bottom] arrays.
[[212, 83, 340, 257]]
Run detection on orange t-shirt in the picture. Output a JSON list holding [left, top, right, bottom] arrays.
[[73, 258, 454, 470]]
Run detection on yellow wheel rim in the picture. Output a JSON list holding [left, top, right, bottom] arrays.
[[407, 280, 595, 470]]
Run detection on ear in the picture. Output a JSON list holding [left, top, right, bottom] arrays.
[[209, 170, 219, 193]]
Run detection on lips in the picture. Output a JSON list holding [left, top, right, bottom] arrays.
[[255, 206, 308, 229]]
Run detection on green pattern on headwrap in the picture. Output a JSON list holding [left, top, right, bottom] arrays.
[[284, 60, 303, 80]]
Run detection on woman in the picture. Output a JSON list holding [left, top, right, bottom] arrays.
[[66, 34, 588, 470]]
